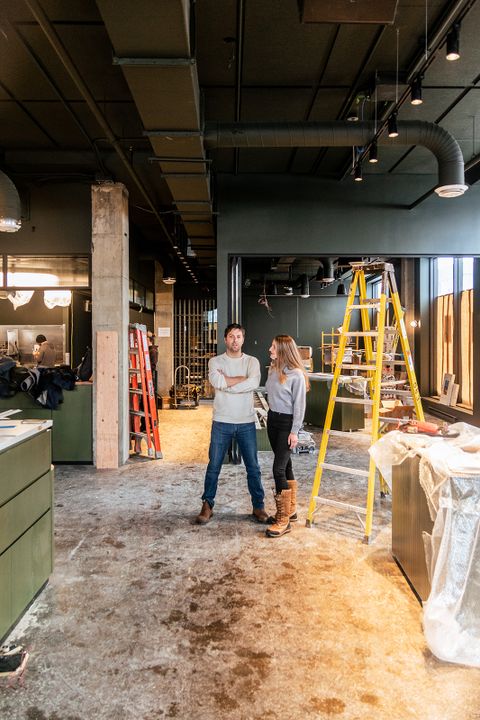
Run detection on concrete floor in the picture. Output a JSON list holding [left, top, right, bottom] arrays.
[[1, 404, 480, 719]]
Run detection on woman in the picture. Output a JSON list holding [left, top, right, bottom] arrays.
[[265, 335, 309, 538]]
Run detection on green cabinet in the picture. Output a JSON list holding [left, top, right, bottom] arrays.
[[305, 376, 364, 431], [0, 383, 92, 463], [0, 428, 54, 642]]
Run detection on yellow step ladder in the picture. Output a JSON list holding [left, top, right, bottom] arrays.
[[306, 261, 424, 543]]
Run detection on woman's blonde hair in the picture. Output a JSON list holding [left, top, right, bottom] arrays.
[[270, 334, 310, 389]]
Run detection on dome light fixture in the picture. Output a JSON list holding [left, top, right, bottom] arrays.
[[0, 171, 22, 233]]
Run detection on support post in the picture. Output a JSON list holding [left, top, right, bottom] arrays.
[[91, 182, 129, 467]]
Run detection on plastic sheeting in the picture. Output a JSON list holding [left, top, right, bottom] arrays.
[[370, 423, 480, 667]]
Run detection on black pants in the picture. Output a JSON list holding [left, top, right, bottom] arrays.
[[267, 410, 294, 493]]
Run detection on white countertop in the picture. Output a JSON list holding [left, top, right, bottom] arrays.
[[0, 419, 53, 453]]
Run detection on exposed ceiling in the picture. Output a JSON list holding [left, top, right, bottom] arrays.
[[1, 0, 479, 287]]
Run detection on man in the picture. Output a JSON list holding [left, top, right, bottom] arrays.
[[33, 334, 56, 368], [195, 323, 268, 525]]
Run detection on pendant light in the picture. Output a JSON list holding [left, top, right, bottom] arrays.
[[368, 141, 378, 163], [446, 23, 460, 61], [388, 113, 399, 138], [410, 77, 423, 105]]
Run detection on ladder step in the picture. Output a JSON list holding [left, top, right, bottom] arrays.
[[343, 331, 379, 337], [314, 497, 367, 515], [129, 388, 143, 394], [129, 369, 141, 374], [348, 303, 380, 310], [340, 364, 376, 370], [130, 431, 148, 437], [129, 348, 139, 354], [321, 462, 369, 477], [130, 410, 145, 417], [334, 397, 372, 405]]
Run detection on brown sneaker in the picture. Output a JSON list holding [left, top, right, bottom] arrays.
[[251, 507, 268, 524], [195, 501, 213, 525]]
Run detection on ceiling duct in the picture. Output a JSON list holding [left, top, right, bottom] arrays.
[[204, 121, 467, 198], [299, 0, 399, 24]]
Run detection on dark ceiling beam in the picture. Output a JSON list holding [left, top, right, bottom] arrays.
[[15, 20, 104, 27], [10, 22, 107, 175], [340, 0, 477, 184], [234, 0, 245, 175], [310, 24, 387, 175], [286, 24, 341, 172], [113, 57, 196, 67], [22, 0, 176, 249], [201, 83, 351, 90], [388, 68, 480, 174], [0, 77, 59, 148]]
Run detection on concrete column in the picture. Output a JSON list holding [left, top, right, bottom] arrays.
[[154, 260, 174, 396], [91, 183, 129, 467]]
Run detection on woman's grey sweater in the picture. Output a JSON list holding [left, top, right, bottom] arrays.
[[265, 367, 307, 435]]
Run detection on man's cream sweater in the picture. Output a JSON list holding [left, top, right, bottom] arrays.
[[208, 352, 261, 424]]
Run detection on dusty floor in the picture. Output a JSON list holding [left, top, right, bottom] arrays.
[[1, 403, 479, 720]]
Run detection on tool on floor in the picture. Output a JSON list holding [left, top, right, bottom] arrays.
[[129, 324, 163, 459], [306, 261, 424, 543]]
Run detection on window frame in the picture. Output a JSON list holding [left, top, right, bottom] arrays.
[[431, 256, 473, 408]]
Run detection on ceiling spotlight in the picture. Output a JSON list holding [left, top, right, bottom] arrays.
[[347, 108, 359, 122], [388, 113, 399, 138], [354, 163, 363, 182], [368, 141, 378, 163], [410, 77, 423, 105], [446, 23, 460, 61]]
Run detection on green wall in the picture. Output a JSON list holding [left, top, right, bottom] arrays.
[[242, 292, 358, 383], [3, 184, 91, 254], [216, 174, 480, 334]]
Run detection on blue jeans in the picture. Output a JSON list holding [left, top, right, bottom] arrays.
[[202, 421, 264, 509]]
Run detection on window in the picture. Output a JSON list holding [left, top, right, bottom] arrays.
[[4, 256, 89, 288], [433, 257, 473, 408]]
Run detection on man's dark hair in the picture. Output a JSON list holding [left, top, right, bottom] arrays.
[[224, 323, 245, 338], [36, 334, 47, 344]]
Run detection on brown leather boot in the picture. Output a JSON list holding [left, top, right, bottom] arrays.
[[251, 507, 269, 523], [287, 479, 298, 522], [265, 489, 292, 538], [195, 500, 213, 525]]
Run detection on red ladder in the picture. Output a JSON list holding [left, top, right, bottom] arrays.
[[129, 323, 163, 459]]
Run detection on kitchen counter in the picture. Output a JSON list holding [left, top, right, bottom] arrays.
[[0, 384, 92, 463], [0, 418, 53, 452], [0, 419, 54, 642]]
